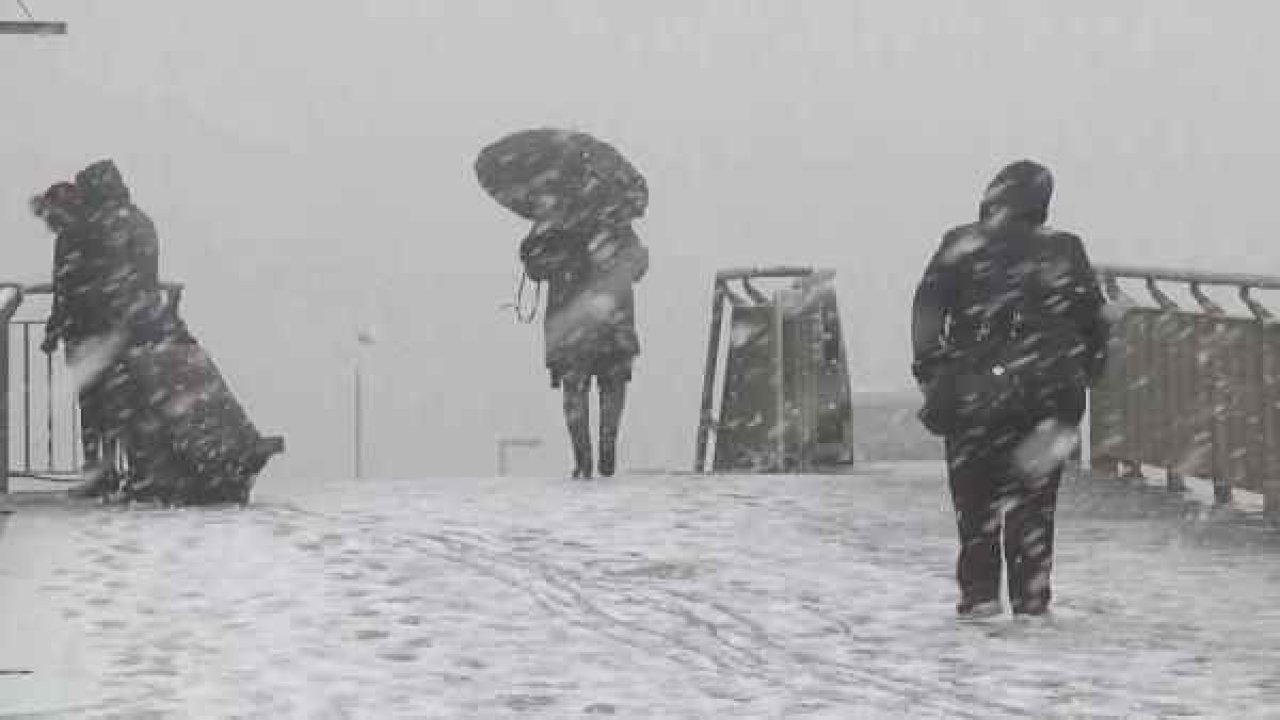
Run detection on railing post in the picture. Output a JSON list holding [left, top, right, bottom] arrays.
[[0, 322, 7, 495], [1265, 321, 1280, 521], [694, 281, 727, 473], [46, 350, 54, 471], [1090, 272, 1138, 481], [21, 323, 31, 474], [1208, 318, 1234, 506]]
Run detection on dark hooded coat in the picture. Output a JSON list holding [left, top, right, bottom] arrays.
[[911, 160, 1110, 431], [76, 160, 158, 291], [519, 220, 649, 383], [74, 159, 185, 345]]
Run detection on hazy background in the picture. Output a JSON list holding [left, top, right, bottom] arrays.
[[3, 1, 1277, 482]]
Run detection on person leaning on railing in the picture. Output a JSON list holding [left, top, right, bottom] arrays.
[[31, 180, 129, 493], [32, 161, 194, 498]]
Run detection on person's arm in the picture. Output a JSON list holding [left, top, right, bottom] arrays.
[[42, 233, 72, 352], [1063, 234, 1111, 383], [910, 236, 956, 385], [520, 233, 569, 282], [620, 235, 649, 283], [129, 209, 160, 289]]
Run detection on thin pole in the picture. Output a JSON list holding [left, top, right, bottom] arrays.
[[354, 358, 363, 480], [22, 324, 30, 473], [694, 283, 727, 472], [1, 324, 9, 493], [46, 351, 53, 471], [773, 296, 787, 472]]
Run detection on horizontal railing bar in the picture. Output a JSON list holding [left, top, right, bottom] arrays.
[[0, 21, 67, 35], [21, 281, 184, 295], [0, 285, 22, 322], [6, 472, 83, 482], [1097, 264, 1280, 291], [715, 267, 816, 282]]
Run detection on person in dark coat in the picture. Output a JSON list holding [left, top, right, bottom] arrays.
[[76, 160, 204, 497], [35, 183, 96, 353], [74, 159, 168, 338], [32, 181, 132, 496], [911, 160, 1110, 617], [520, 217, 649, 478]]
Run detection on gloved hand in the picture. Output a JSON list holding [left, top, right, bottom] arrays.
[[913, 344, 962, 396], [40, 335, 59, 354], [911, 360, 931, 387], [911, 351, 945, 388]]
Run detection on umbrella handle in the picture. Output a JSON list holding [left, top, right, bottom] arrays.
[[500, 271, 542, 325]]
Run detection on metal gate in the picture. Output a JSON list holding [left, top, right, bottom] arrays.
[[2, 282, 184, 493], [694, 267, 854, 473]]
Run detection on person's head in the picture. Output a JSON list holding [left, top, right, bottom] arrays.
[[30, 182, 85, 234], [979, 159, 1054, 226], [75, 158, 131, 208]]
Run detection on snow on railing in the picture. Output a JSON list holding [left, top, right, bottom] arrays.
[[1091, 265, 1280, 518]]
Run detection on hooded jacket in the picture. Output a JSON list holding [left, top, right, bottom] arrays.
[[76, 159, 160, 290], [74, 160, 179, 344], [519, 219, 649, 380], [911, 160, 1110, 426]]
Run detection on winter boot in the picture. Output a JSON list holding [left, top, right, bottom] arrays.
[[956, 599, 1003, 619], [564, 388, 593, 479], [598, 382, 626, 478], [598, 440, 616, 478], [68, 459, 119, 499], [571, 442, 593, 479]]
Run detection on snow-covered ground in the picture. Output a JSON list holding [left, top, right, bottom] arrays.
[[4, 465, 1280, 718]]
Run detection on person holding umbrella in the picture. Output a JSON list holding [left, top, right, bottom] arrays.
[[477, 128, 650, 479]]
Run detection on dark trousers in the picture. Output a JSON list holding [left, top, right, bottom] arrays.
[[68, 338, 139, 480], [945, 428, 1063, 614], [562, 376, 627, 478], [69, 342, 117, 472]]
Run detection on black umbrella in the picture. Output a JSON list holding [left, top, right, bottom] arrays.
[[475, 128, 647, 224]]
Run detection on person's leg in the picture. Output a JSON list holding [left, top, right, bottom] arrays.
[[77, 383, 103, 471], [1004, 462, 1063, 615], [597, 378, 627, 477], [69, 384, 112, 498], [946, 436, 1003, 614], [68, 351, 116, 497], [562, 374, 593, 478]]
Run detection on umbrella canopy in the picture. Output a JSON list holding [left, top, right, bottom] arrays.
[[475, 128, 647, 224]]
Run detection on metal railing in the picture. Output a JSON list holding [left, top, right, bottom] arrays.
[[694, 267, 855, 473], [1090, 264, 1280, 516], [2, 282, 184, 493]]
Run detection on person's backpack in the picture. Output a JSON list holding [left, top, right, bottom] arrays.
[[918, 316, 1089, 437]]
